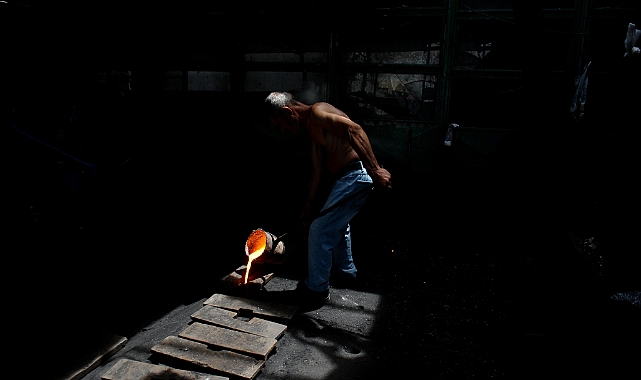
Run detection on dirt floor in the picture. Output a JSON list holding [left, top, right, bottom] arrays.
[[20, 165, 639, 380]]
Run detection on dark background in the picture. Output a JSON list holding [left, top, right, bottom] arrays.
[[2, 1, 639, 378]]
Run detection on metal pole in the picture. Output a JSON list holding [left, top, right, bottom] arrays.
[[437, 0, 457, 132], [434, 0, 458, 175], [328, 32, 339, 104], [571, 0, 592, 76]]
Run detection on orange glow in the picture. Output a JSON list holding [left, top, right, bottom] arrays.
[[244, 229, 267, 284], [244, 246, 265, 284]]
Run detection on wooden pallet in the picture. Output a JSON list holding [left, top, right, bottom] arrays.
[[101, 358, 228, 380], [204, 293, 298, 321], [98, 293, 297, 380], [191, 305, 287, 340], [179, 322, 277, 361], [151, 336, 264, 380]]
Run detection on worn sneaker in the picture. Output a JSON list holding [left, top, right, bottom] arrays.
[[330, 273, 362, 290], [293, 281, 330, 311], [260, 282, 330, 312]]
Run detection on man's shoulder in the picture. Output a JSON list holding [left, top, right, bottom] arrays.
[[311, 102, 349, 120], [311, 102, 332, 112]]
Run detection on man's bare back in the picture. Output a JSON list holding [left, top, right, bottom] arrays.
[[307, 102, 360, 174]]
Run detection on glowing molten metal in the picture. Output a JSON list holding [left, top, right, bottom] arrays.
[[244, 229, 267, 284]]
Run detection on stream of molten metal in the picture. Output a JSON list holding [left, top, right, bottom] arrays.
[[245, 247, 265, 284]]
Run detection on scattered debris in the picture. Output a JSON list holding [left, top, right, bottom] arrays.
[[610, 290, 641, 308], [570, 233, 605, 277]]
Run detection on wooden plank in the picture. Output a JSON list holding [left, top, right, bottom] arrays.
[[62, 332, 127, 380], [101, 358, 227, 380], [151, 336, 264, 380], [221, 265, 274, 291], [191, 305, 287, 340], [204, 293, 297, 321], [179, 322, 277, 360]]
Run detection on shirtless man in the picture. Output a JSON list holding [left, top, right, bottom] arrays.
[[264, 92, 392, 307]]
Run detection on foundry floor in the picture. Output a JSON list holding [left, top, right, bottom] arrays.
[[36, 179, 639, 380], [66, 260, 640, 380], [11, 162, 640, 380]]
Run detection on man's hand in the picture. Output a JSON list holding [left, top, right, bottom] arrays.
[[297, 203, 314, 232], [370, 167, 392, 189]]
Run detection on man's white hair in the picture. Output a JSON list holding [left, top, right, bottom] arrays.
[[265, 92, 295, 117]]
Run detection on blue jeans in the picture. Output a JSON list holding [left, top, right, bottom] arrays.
[[304, 162, 373, 292]]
